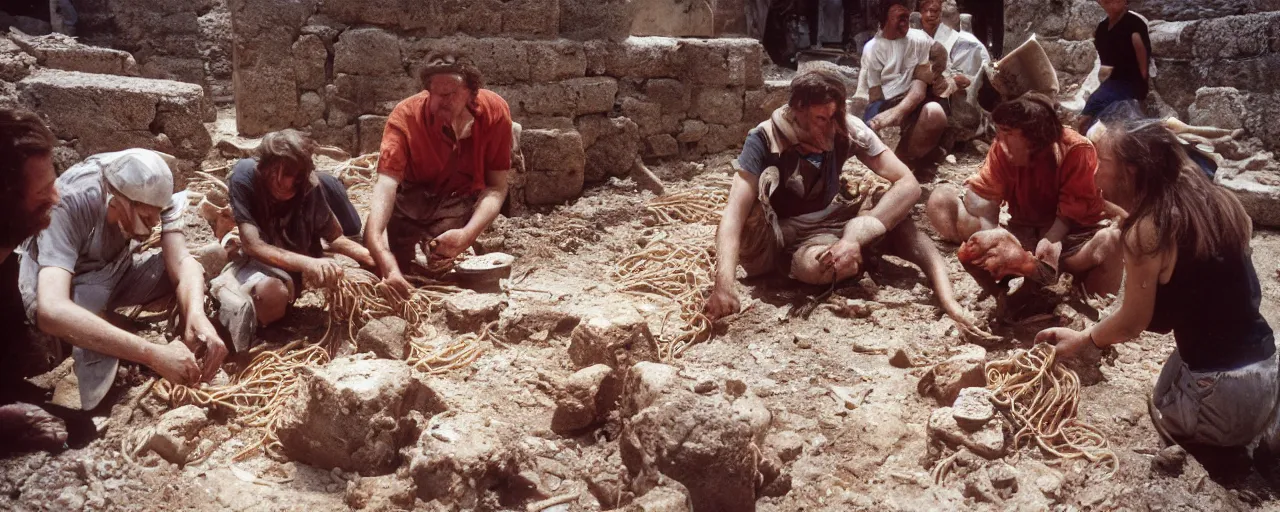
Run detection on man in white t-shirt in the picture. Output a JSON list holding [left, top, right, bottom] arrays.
[[861, 0, 949, 173]]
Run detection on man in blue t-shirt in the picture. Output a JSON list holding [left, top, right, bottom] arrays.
[[212, 130, 374, 351], [704, 69, 985, 336], [1079, 0, 1150, 132]]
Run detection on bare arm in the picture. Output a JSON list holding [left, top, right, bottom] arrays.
[[1042, 218, 1071, 244], [869, 85, 885, 103], [322, 214, 375, 268], [160, 231, 227, 380], [1132, 33, 1149, 80], [240, 222, 318, 274], [365, 174, 401, 278], [852, 150, 922, 244], [461, 170, 509, 242], [713, 171, 760, 289], [160, 231, 208, 327], [35, 267, 159, 367], [1088, 256, 1161, 345]]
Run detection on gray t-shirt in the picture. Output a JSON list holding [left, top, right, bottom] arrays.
[[18, 158, 184, 314]]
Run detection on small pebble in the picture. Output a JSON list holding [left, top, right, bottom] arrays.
[[794, 334, 813, 349]]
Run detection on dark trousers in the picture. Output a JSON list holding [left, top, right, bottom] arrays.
[[960, 0, 1004, 57]]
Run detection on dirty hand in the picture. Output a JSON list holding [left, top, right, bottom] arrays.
[[820, 239, 863, 277], [149, 339, 201, 386], [954, 74, 971, 90], [868, 109, 903, 131], [704, 285, 741, 321], [183, 314, 228, 382], [303, 257, 344, 288], [1035, 327, 1092, 357], [959, 229, 1035, 280], [942, 300, 997, 342], [381, 270, 414, 298], [431, 228, 474, 259], [1034, 238, 1063, 272]]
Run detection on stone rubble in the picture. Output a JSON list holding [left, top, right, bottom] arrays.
[[275, 357, 448, 475]]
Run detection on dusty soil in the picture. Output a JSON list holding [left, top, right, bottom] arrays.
[[3, 108, 1280, 511]]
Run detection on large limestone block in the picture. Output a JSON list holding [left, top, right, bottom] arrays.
[[1219, 174, 1280, 228], [568, 302, 660, 370], [560, 0, 636, 42], [743, 80, 789, 123], [320, 0, 557, 37], [678, 38, 764, 87], [503, 77, 618, 117], [403, 37, 530, 86], [335, 28, 403, 76], [404, 410, 531, 507], [1188, 87, 1246, 130], [1191, 12, 1280, 60], [1149, 20, 1197, 61], [520, 128, 586, 205], [8, 31, 138, 76], [526, 40, 587, 82], [234, 59, 299, 136], [577, 115, 641, 183], [291, 34, 328, 91], [1130, 0, 1263, 22], [631, 0, 716, 37], [358, 114, 389, 155], [276, 357, 448, 475], [332, 73, 419, 116], [694, 88, 744, 125], [18, 69, 212, 160], [0, 38, 36, 82], [645, 78, 691, 114], [619, 362, 771, 512], [587, 37, 682, 79]]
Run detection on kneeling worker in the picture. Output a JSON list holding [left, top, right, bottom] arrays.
[[704, 69, 983, 335], [366, 53, 513, 295], [19, 149, 227, 409], [213, 129, 374, 351]]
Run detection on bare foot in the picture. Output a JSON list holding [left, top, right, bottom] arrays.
[[0, 403, 68, 453]]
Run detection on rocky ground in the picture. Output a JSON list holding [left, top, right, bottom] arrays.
[[3, 109, 1280, 512]]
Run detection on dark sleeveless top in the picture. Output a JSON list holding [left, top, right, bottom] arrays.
[[1148, 245, 1275, 372]]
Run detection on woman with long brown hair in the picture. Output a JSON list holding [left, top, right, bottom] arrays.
[[1037, 117, 1279, 450]]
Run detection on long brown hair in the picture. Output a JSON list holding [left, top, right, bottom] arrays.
[[1105, 118, 1251, 259], [257, 129, 317, 195]]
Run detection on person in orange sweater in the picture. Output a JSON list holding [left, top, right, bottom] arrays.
[[365, 53, 515, 295], [927, 93, 1123, 317]]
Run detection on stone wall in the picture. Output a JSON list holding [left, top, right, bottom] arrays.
[[1005, 0, 1280, 151], [0, 32, 212, 174], [230, 0, 776, 207], [70, 0, 233, 106]]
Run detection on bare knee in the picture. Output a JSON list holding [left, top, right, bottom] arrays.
[[252, 278, 290, 326], [925, 185, 964, 242], [922, 102, 947, 130]]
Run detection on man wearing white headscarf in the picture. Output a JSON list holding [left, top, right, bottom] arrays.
[[19, 149, 227, 410]]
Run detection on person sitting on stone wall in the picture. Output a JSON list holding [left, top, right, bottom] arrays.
[[861, 0, 950, 174], [211, 129, 373, 352], [1077, 0, 1150, 133], [1037, 117, 1280, 461], [365, 52, 514, 296], [17, 148, 227, 411], [0, 109, 69, 454], [926, 93, 1123, 321], [703, 69, 986, 337]]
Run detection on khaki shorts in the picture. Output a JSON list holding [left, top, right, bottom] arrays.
[[738, 173, 888, 278], [1007, 222, 1103, 260]]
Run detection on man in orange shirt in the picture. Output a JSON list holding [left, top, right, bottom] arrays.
[[366, 54, 514, 294], [926, 93, 1122, 311]]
